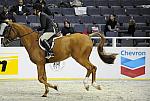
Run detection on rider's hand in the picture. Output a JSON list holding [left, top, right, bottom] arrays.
[[56, 31, 62, 37]]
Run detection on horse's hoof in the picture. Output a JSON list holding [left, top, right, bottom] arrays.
[[42, 95, 47, 97], [84, 83, 89, 91], [84, 84, 89, 91], [93, 85, 101, 90], [54, 85, 58, 91], [96, 85, 101, 90], [85, 86, 89, 91], [92, 83, 101, 90]]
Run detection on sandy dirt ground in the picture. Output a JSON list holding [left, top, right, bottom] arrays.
[[0, 80, 150, 101]]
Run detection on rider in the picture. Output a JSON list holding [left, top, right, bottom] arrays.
[[33, 4, 58, 58]]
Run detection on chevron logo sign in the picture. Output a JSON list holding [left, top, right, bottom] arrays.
[[121, 50, 146, 78]]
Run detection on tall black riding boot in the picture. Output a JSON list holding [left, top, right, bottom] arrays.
[[42, 39, 54, 58]]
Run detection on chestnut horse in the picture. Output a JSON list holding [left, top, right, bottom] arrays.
[[2, 22, 117, 97]]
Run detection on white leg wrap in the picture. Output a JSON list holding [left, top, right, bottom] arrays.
[[92, 82, 98, 87], [92, 82, 101, 90], [83, 77, 89, 88], [83, 77, 89, 84]]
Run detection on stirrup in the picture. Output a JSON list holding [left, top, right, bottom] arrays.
[[49, 52, 54, 57], [45, 52, 54, 59]]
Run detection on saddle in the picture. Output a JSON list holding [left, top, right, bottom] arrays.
[[39, 35, 56, 51], [39, 34, 62, 58]]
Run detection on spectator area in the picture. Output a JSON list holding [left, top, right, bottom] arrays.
[[0, 0, 150, 47]]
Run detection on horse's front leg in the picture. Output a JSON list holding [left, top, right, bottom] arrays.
[[37, 64, 58, 97], [42, 67, 49, 97], [42, 84, 49, 97]]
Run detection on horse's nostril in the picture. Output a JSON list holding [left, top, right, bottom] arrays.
[[2, 38, 10, 47]]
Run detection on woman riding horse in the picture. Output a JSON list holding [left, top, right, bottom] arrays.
[[1, 22, 117, 97], [33, 4, 59, 58]]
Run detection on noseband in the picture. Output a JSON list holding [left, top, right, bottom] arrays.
[[3, 25, 15, 42]]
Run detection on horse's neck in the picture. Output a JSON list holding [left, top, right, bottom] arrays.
[[13, 24, 40, 52], [20, 31, 39, 52]]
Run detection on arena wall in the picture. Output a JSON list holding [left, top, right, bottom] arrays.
[[0, 47, 150, 80]]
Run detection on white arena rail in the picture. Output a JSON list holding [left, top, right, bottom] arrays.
[[0, 36, 150, 47], [91, 37, 150, 47], [0, 37, 3, 47]]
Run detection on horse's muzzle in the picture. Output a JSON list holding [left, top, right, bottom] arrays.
[[2, 38, 11, 47]]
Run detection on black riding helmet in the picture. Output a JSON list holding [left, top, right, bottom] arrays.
[[33, 3, 43, 12]]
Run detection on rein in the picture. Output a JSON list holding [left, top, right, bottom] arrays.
[[8, 25, 35, 40], [19, 30, 35, 38]]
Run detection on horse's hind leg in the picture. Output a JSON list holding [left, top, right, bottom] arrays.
[[37, 64, 58, 97], [73, 57, 97, 91], [84, 62, 101, 90], [91, 66, 101, 90], [72, 45, 101, 90], [82, 60, 93, 91], [73, 55, 101, 91]]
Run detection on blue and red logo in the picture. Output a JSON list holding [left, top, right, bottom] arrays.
[[121, 50, 146, 78]]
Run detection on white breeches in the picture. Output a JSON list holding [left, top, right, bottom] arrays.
[[0, 23, 8, 36], [40, 32, 55, 41]]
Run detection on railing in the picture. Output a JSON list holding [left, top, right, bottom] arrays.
[[0, 37, 3, 47], [0, 36, 150, 47], [91, 37, 150, 47]]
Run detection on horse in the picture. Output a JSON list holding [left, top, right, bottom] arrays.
[[2, 22, 117, 97]]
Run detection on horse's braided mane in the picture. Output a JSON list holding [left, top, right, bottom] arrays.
[[11, 23, 41, 35]]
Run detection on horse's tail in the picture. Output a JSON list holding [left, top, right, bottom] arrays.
[[90, 32, 117, 64]]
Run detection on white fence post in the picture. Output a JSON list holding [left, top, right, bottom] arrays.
[[112, 38, 116, 47]]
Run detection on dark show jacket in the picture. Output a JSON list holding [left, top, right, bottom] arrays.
[[37, 12, 54, 32]]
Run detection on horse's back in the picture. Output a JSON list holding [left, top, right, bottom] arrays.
[[69, 33, 93, 47], [57, 33, 93, 49], [55, 33, 93, 47], [55, 33, 93, 58]]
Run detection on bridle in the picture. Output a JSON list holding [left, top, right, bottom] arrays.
[[3, 25, 16, 46], [3, 24, 34, 46]]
